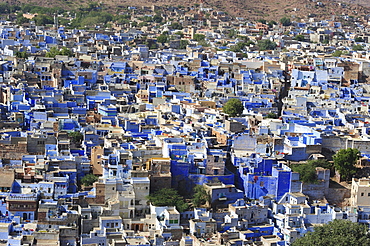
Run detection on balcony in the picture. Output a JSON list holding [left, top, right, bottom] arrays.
[[7, 194, 38, 201]]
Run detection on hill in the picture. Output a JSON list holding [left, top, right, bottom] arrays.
[[1, 0, 370, 21]]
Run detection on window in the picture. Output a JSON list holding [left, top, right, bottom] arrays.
[[361, 193, 364, 196]]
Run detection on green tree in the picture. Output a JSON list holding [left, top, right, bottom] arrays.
[[70, 10, 114, 29], [149, 43, 157, 49], [192, 185, 210, 207], [147, 188, 188, 212], [157, 34, 168, 44], [291, 159, 332, 183], [45, 47, 60, 58], [227, 29, 237, 38], [332, 50, 343, 57], [198, 40, 210, 47], [179, 40, 189, 49], [193, 34, 206, 41], [355, 37, 364, 42], [223, 98, 244, 117], [59, 47, 73, 57], [138, 22, 148, 27], [353, 44, 364, 51], [291, 164, 318, 183], [322, 35, 330, 44], [0, 3, 11, 13], [237, 35, 249, 42], [230, 42, 247, 52], [68, 131, 83, 145], [79, 11, 111, 27], [87, 2, 99, 11], [294, 34, 305, 41], [292, 219, 370, 246], [58, 18, 70, 26], [257, 39, 277, 51], [246, 40, 255, 46], [280, 17, 291, 26], [15, 51, 28, 59], [170, 22, 183, 30], [265, 112, 278, 119], [16, 16, 29, 25], [307, 159, 332, 170], [81, 173, 98, 186], [153, 14, 163, 23], [46, 47, 73, 58], [174, 31, 184, 38], [139, 16, 153, 22], [333, 148, 360, 181], [130, 21, 138, 27], [33, 14, 54, 26], [268, 20, 277, 28]]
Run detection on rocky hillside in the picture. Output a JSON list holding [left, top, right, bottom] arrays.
[[2, 0, 370, 21]]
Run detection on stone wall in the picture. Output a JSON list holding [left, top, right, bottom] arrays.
[[325, 188, 351, 206], [0, 143, 27, 160]]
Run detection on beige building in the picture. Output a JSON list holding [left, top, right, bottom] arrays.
[[131, 177, 150, 217], [351, 177, 370, 206], [91, 146, 104, 175], [261, 235, 285, 246], [166, 75, 199, 93]]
